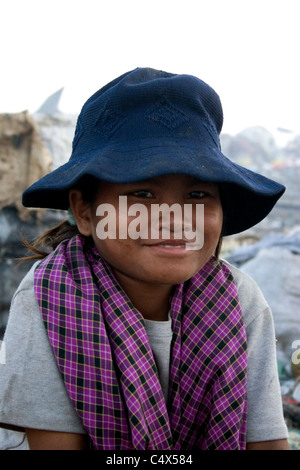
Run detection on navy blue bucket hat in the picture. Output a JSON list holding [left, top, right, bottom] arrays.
[[22, 67, 285, 236]]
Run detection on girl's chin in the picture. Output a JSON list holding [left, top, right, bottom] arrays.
[[142, 266, 204, 286]]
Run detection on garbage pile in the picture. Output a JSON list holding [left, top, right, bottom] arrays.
[[226, 229, 300, 449]]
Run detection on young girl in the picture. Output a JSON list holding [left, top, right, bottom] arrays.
[[0, 68, 290, 450]]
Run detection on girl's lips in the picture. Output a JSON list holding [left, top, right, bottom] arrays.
[[143, 239, 194, 255], [144, 238, 194, 247]]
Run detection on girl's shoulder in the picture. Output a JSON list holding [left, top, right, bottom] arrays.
[[221, 259, 270, 327], [5, 262, 42, 339], [11, 261, 40, 305]]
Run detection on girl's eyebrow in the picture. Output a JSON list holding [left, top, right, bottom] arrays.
[[123, 180, 160, 188], [188, 179, 213, 187], [189, 178, 204, 185], [123, 181, 154, 189]]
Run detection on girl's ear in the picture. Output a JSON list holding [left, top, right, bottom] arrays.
[[69, 189, 92, 237]]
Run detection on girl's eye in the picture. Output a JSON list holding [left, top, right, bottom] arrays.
[[131, 190, 153, 198], [188, 191, 207, 199]]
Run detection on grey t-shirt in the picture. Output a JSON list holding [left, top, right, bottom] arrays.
[[0, 260, 288, 449]]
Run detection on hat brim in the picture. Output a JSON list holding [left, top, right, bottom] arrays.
[[22, 138, 285, 236]]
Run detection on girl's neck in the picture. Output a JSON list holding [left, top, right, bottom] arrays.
[[112, 270, 173, 321]]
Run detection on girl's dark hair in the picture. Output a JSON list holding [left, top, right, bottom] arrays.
[[20, 176, 99, 262], [20, 220, 80, 262], [214, 235, 223, 262]]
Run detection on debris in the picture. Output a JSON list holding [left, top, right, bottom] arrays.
[[287, 429, 300, 450], [0, 111, 52, 219]]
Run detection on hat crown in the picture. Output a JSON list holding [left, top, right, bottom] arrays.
[[71, 68, 224, 157], [22, 67, 285, 236]]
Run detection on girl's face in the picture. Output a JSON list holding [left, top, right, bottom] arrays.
[[70, 174, 223, 289]]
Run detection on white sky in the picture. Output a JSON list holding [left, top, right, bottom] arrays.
[[1, 0, 300, 135]]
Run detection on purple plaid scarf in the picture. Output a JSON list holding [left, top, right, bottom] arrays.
[[34, 235, 247, 450]]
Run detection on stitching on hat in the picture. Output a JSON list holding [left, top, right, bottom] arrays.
[[72, 117, 84, 151], [94, 101, 127, 139], [147, 97, 188, 130], [202, 115, 220, 149]]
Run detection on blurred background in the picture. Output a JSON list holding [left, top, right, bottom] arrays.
[[0, 0, 299, 449]]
